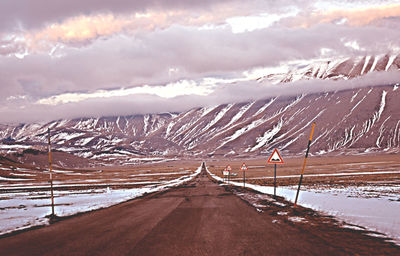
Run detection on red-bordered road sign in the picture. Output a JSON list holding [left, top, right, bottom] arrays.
[[267, 148, 284, 164], [226, 165, 232, 171], [240, 163, 248, 171]]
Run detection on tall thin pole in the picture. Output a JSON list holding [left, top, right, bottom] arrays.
[[274, 163, 277, 197], [48, 128, 55, 217], [294, 122, 316, 207], [243, 171, 245, 188]]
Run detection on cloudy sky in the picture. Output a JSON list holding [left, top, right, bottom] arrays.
[[1, 0, 400, 123]]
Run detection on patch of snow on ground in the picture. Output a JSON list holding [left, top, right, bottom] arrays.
[[0, 166, 201, 236], [10, 173, 36, 177], [273, 202, 286, 207], [244, 170, 400, 180], [0, 176, 34, 181], [341, 224, 366, 231], [206, 167, 400, 244], [288, 216, 308, 223], [367, 232, 389, 239], [130, 171, 191, 177], [304, 184, 400, 201]]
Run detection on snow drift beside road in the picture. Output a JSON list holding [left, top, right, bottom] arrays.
[[0, 166, 201, 236], [207, 167, 400, 245]]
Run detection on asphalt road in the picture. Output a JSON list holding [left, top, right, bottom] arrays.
[[1, 164, 399, 255]]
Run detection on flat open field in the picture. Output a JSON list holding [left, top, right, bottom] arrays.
[[1, 164, 399, 256], [2, 154, 399, 191], [0, 158, 201, 235], [207, 154, 400, 187], [0, 159, 201, 192], [207, 154, 400, 244], [0, 153, 399, 252]]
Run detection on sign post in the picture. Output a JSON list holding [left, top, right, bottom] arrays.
[[274, 163, 277, 196], [240, 163, 248, 187], [48, 128, 55, 218], [226, 165, 232, 184], [267, 148, 284, 197], [222, 168, 229, 182]]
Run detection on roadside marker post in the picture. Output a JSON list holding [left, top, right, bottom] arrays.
[[294, 122, 316, 207], [226, 165, 232, 184], [267, 148, 284, 197], [240, 163, 248, 187], [222, 169, 229, 182], [48, 128, 55, 218]]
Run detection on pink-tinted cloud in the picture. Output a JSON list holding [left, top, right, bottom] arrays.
[[281, 3, 400, 28], [0, 0, 267, 32], [1, 0, 400, 124], [1, 22, 399, 102]]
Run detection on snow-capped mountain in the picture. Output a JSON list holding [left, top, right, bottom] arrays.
[[1, 55, 399, 164], [260, 54, 400, 84]]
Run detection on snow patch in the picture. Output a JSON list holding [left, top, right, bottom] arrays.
[[251, 118, 283, 152], [0, 166, 202, 236], [254, 98, 276, 116], [386, 55, 397, 71], [206, 167, 400, 244], [360, 56, 371, 75], [288, 216, 308, 223]]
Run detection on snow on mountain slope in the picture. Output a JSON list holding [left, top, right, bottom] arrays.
[[1, 55, 399, 164], [1, 84, 399, 163], [259, 54, 400, 84]]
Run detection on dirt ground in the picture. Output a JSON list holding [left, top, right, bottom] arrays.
[[1, 153, 399, 192], [1, 164, 399, 256]]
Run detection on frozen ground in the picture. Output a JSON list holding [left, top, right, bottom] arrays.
[[207, 168, 400, 245], [0, 166, 201, 236]]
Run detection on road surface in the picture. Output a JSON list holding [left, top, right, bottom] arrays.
[[1, 164, 399, 255]]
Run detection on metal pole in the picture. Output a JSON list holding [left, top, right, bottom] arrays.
[[48, 128, 55, 217], [274, 163, 277, 197], [294, 122, 316, 207], [243, 171, 245, 188]]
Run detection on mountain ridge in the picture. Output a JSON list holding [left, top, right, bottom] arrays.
[[1, 54, 399, 165]]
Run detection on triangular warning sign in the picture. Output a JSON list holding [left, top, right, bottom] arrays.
[[240, 163, 248, 171], [226, 165, 232, 171], [267, 149, 284, 164]]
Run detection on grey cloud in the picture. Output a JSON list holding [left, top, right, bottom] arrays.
[[1, 22, 400, 102], [0, 0, 254, 32], [1, 0, 399, 124], [1, 70, 399, 124], [0, 0, 317, 34]]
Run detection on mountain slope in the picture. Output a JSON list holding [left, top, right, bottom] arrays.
[[260, 54, 400, 84], [1, 85, 399, 164], [1, 54, 399, 164]]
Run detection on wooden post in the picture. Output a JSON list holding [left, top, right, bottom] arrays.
[[274, 163, 277, 197], [294, 122, 316, 207], [48, 128, 55, 217]]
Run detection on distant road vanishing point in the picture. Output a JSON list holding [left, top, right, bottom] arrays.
[[0, 164, 399, 256]]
